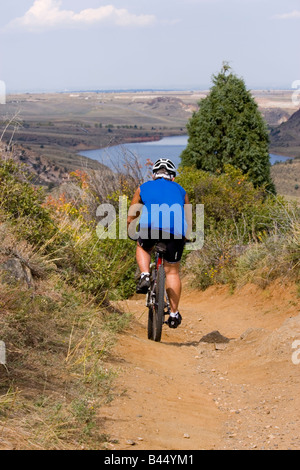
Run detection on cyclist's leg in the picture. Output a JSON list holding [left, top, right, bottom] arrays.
[[136, 242, 151, 273], [136, 234, 155, 294], [136, 228, 155, 273], [164, 261, 181, 313], [163, 236, 185, 327]]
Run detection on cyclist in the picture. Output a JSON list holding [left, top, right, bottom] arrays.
[[127, 158, 190, 329]]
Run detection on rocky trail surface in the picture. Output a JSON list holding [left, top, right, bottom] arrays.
[[102, 280, 300, 450]]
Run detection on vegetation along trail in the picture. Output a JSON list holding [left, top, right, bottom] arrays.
[[102, 280, 300, 450], [1, 65, 299, 450]]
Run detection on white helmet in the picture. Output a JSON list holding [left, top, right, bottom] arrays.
[[152, 158, 177, 179]]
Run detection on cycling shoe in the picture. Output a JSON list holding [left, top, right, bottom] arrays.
[[167, 312, 182, 329], [136, 273, 150, 294]]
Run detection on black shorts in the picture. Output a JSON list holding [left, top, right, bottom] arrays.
[[137, 229, 186, 264]]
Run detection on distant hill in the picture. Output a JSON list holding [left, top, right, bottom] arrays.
[[269, 107, 300, 158], [0, 142, 107, 188], [271, 158, 300, 200]]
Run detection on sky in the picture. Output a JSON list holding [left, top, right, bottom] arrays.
[[0, 0, 299, 92]]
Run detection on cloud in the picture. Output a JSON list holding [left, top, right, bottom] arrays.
[[4, 0, 156, 32], [273, 10, 300, 20]]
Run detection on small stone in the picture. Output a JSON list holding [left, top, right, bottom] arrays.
[[183, 434, 190, 439], [1, 258, 33, 288], [215, 343, 227, 351], [126, 439, 136, 446]]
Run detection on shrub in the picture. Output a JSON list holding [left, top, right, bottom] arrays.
[[235, 205, 300, 287], [176, 164, 271, 240], [0, 155, 137, 302], [0, 159, 56, 245], [177, 165, 300, 290], [183, 230, 242, 290], [44, 168, 137, 301]]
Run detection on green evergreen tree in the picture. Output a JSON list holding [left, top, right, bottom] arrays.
[[181, 64, 275, 192]]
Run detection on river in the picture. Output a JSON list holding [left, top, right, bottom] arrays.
[[79, 135, 292, 175]]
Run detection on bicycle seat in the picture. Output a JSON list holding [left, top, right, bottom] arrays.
[[156, 242, 167, 255]]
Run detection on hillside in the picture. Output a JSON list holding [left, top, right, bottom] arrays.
[[1, 90, 297, 187], [270, 107, 300, 159], [0, 152, 137, 449], [0, 143, 300, 450], [1, 92, 300, 450], [1, 91, 191, 174], [0, 141, 108, 188], [271, 158, 300, 199]]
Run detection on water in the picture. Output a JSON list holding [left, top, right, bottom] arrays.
[[269, 153, 293, 165], [79, 135, 292, 174]]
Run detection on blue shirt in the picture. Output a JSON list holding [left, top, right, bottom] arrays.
[[139, 178, 187, 237]]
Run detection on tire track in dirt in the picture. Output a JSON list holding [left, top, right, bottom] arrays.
[[102, 281, 300, 450]]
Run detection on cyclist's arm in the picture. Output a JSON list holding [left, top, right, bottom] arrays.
[[127, 187, 142, 230]]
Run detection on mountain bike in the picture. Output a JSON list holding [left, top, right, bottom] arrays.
[[146, 242, 171, 342]]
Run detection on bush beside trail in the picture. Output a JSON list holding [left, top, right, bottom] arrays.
[[0, 154, 136, 449], [177, 165, 300, 291]]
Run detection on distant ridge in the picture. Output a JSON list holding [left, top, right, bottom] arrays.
[[270, 107, 300, 158]]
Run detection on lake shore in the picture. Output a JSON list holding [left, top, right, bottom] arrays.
[[79, 135, 294, 169]]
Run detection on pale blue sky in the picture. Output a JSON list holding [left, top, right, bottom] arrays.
[[0, 0, 299, 92]]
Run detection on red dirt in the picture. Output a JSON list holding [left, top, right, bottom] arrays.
[[102, 280, 300, 450]]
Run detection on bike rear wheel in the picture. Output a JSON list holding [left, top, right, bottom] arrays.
[[152, 264, 165, 342]]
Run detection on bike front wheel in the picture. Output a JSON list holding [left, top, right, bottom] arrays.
[[148, 304, 154, 340]]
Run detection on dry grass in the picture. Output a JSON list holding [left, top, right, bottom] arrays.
[[0, 272, 127, 449], [233, 201, 300, 288], [271, 159, 300, 199], [184, 194, 300, 292], [0, 215, 131, 449]]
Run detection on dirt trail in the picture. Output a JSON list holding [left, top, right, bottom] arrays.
[[102, 280, 300, 450]]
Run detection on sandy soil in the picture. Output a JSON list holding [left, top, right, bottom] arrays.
[[102, 280, 300, 450]]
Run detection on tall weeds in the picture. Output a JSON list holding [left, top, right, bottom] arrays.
[[235, 202, 300, 288]]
